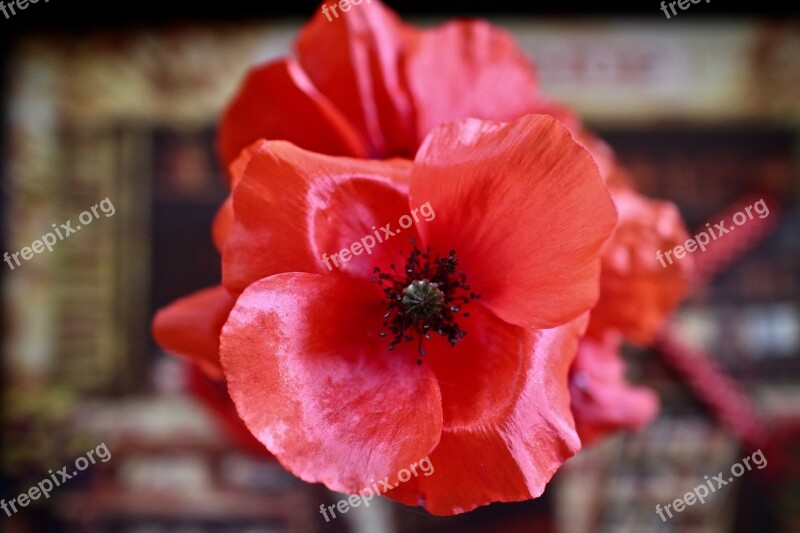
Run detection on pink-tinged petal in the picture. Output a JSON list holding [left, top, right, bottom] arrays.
[[217, 59, 368, 171], [220, 273, 442, 494], [222, 140, 412, 293], [411, 115, 617, 330], [152, 286, 235, 378], [570, 332, 659, 445], [296, 1, 417, 157], [406, 19, 539, 145], [386, 315, 587, 515]]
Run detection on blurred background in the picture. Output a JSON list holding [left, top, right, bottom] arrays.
[[1, 1, 799, 532]]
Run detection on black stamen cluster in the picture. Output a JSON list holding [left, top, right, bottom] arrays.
[[371, 239, 479, 364]]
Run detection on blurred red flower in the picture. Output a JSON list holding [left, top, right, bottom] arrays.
[[565, 154, 692, 443], [529, 103, 692, 440]]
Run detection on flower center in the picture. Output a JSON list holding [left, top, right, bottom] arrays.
[[402, 280, 445, 320], [372, 239, 479, 364]]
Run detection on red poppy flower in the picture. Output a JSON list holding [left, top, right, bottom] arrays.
[[210, 115, 615, 514], [155, 0, 692, 504], [569, 332, 659, 445]]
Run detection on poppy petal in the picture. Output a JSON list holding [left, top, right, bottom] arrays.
[[406, 20, 539, 145], [217, 58, 368, 171], [527, 101, 621, 188], [310, 175, 421, 280], [296, 1, 417, 157], [411, 115, 617, 330], [152, 285, 235, 378], [569, 332, 660, 445], [222, 140, 412, 293], [386, 315, 587, 515], [422, 302, 527, 428], [220, 273, 442, 494]]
